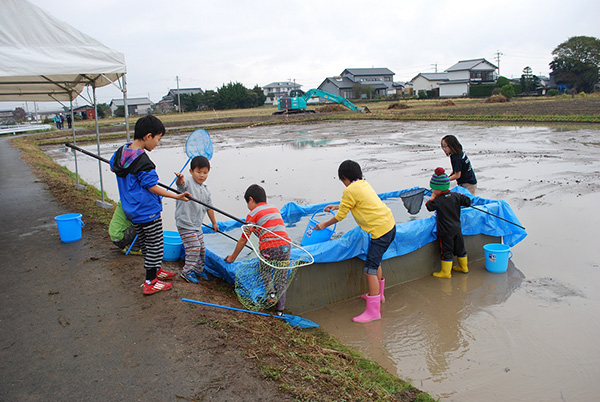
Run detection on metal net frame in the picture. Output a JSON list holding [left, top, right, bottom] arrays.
[[400, 188, 426, 215], [234, 223, 314, 311]]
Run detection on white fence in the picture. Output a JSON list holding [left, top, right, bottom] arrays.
[[0, 124, 52, 135]]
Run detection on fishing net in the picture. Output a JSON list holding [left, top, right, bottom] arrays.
[[185, 129, 214, 160], [400, 188, 426, 215], [234, 224, 314, 311]]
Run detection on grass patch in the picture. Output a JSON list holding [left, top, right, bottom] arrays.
[[249, 319, 436, 401]]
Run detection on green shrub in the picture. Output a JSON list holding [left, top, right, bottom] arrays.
[[496, 76, 510, 87], [547, 89, 559, 96], [470, 84, 496, 97], [500, 84, 516, 99]]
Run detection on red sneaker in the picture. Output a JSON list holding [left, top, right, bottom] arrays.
[[157, 268, 176, 280], [143, 279, 172, 295]]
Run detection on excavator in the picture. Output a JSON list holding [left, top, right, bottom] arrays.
[[273, 89, 369, 115]]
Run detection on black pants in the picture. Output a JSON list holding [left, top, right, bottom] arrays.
[[133, 217, 163, 281], [438, 233, 467, 261]]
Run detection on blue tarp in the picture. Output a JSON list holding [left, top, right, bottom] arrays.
[[203, 186, 527, 284]]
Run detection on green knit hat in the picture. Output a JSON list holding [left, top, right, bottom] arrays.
[[430, 167, 450, 191]]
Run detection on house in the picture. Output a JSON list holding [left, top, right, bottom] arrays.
[[393, 81, 413, 96], [156, 88, 203, 112], [318, 68, 395, 99], [439, 58, 497, 97], [109, 97, 154, 116], [73, 105, 95, 120], [410, 73, 449, 96], [262, 81, 302, 105]]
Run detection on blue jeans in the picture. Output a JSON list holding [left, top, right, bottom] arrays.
[[364, 227, 396, 275]]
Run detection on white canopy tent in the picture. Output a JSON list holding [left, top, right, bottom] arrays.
[[0, 0, 129, 206]]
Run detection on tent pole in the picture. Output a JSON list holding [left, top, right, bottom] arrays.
[[123, 74, 130, 142], [93, 84, 111, 209], [70, 98, 84, 189]]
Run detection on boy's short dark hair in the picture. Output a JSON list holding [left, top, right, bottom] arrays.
[[134, 115, 166, 140], [338, 160, 363, 182], [244, 184, 267, 204], [190, 155, 210, 171]]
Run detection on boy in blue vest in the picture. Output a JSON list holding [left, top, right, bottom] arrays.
[[110, 115, 191, 295]]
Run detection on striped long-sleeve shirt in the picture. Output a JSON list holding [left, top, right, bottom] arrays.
[[243, 202, 290, 250]]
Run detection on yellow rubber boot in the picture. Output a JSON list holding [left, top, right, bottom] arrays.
[[433, 260, 453, 278], [453, 256, 469, 273]]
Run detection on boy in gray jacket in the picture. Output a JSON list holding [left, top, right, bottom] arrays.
[[174, 156, 219, 283]]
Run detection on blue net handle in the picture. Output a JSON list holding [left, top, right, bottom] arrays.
[[185, 129, 214, 160]]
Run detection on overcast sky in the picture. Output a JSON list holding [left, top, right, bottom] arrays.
[[3, 0, 599, 111]]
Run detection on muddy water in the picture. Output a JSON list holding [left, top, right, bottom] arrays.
[[50, 121, 600, 401]]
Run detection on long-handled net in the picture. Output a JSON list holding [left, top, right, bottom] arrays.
[[167, 129, 214, 188], [400, 188, 427, 215], [399, 187, 526, 229], [234, 223, 314, 311]]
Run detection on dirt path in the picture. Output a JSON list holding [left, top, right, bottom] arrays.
[[0, 137, 291, 401]]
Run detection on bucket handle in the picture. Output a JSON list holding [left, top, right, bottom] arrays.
[[508, 251, 513, 259], [78, 217, 85, 228], [311, 210, 336, 231]]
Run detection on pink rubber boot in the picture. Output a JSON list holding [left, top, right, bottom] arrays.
[[353, 294, 381, 323], [361, 278, 386, 302]]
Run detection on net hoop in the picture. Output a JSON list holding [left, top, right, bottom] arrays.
[[399, 187, 426, 215], [241, 223, 314, 269], [185, 129, 214, 160]]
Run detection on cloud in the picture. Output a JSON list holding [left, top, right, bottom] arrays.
[[2, 0, 599, 110]]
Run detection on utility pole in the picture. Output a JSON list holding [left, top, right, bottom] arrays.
[[494, 50, 503, 77], [431, 63, 438, 73], [176, 75, 182, 113]]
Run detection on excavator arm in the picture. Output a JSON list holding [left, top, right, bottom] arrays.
[[274, 88, 367, 114], [302, 89, 362, 112]]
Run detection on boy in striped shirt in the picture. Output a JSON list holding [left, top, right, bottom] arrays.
[[225, 184, 291, 315]]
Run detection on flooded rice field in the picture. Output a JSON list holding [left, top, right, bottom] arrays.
[[50, 120, 600, 401]]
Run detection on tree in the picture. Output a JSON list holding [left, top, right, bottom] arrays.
[[353, 83, 375, 99], [214, 82, 264, 110], [520, 66, 541, 93], [97, 103, 111, 118], [499, 84, 515, 99], [251, 85, 266, 106], [114, 105, 125, 117], [495, 76, 510, 87], [199, 90, 218, 110], [550, 36, 600, 93], [12, 107, 26, 122]]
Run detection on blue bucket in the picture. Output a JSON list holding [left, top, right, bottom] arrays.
[[55, 213, 85, 243], [483, 243, 513, 273], [163, 230, 182, 261], [301, 211, 336, 246]]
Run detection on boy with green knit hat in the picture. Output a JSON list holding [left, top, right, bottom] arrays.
[[425, 167, 472, 278]]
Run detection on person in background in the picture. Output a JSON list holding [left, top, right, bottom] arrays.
[[441, 134, 477, 195], [110, 115, 191, 295], [52, 114, 61, 129], [425, 167, 471, 278], [314, 160, 396, 323], [174, 155, 218, 284]]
